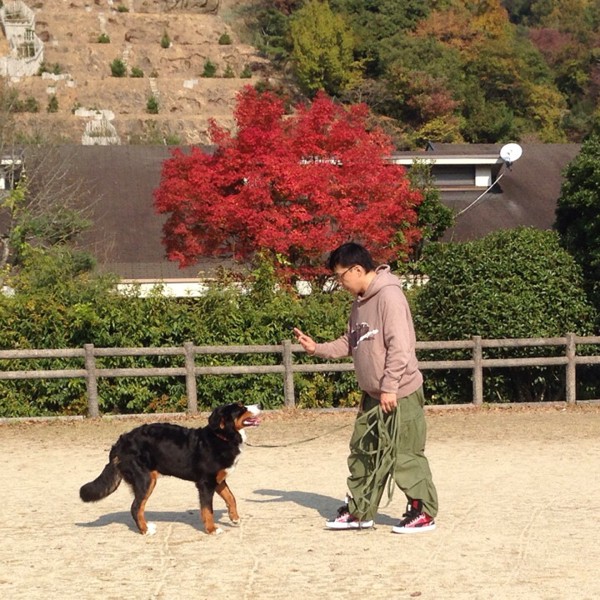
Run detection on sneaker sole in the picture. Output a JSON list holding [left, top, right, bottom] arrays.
[[391, 522, 436, 534], [326, 520, 374, 530]]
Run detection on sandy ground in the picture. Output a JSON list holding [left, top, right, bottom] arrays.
[[1, 404, 600, 600]]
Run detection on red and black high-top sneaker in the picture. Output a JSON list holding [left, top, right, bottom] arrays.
[[392, 499, 436, 534], [326, 501, 374, 530]]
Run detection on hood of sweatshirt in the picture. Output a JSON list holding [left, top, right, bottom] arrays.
[[358, 265, 401, 303]]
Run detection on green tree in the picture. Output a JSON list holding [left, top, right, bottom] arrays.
[[405, 159, 454, 267], [530, 0, 597, 36], [414, 227, 596, 402], [554, 134, 600, 317], [252, 5, 294, 62], [463, 35, 566, 141], [372, 36, 466, 145], [290, 0, 360, 97], [330, 0, 431, 76], [420, 1, 567, 142], [0, 145, 94, 276]]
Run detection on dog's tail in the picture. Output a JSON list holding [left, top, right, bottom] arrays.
[[79, 456, 122, 502]]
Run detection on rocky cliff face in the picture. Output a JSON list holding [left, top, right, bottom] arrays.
[[5, 0, 269, 144]]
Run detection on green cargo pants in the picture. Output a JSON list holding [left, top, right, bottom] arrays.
[[346, 386, 438, 521]]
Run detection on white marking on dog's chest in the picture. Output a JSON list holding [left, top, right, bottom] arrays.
[[224, 436, 245, 477]]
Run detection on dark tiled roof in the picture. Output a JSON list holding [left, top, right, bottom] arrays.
[[23, 143, 581, 280], [438, 144, 580, 241], [48, 145, 235, 279]]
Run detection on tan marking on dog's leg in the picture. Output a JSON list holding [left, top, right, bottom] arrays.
[[216, 481, 239, 524], [201, 505, 220, 535], [215, 469, 228, 484], [136, 470, 158, 535]]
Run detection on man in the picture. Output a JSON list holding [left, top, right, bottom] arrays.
[[294, 242, 438, 533]]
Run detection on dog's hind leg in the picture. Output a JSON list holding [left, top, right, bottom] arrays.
[[216, 481, 240, 525], [130, 470, 158, 535]]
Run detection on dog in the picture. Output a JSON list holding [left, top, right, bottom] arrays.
[[79, 402, 261, 535]]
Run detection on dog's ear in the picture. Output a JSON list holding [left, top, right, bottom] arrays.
[[208, 406, 224, 430]]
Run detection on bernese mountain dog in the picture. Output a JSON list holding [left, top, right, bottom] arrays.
[[79, 402, 261, 535]]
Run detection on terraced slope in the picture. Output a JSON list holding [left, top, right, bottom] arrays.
[[6, 0, 267, 144]]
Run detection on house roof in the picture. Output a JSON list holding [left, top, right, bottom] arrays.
[[47, 145, 237, 280], [23, 143, 581, 280], [406, 143, 581, 242]]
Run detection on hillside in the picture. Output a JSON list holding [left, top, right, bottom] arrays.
[[4, 0, 270, 145]]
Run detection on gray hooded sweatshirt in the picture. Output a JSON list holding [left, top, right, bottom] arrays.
[[313, 265, 423, 400]]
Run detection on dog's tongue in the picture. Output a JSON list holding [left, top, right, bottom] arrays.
[[243, 416, 261, 427]]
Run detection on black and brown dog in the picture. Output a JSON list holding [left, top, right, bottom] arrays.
[[80, 402, 261, 535]]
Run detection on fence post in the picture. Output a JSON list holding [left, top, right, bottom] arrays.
[[565, 333, 576, 404], [472, 336, 483, 406], [282, 339, 296, 408], [184, 341, 198, 414], [84, 343, 99, 418]]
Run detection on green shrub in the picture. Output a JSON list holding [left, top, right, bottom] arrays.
[[130, 66, 144, 78], [47, 95, 59, 113], [413, 227, 598, 403], [223, 64, 235, 78], [240, 65, 252, 79], [218, 32, 232, 45], [160, 31, 170, 49], [164, 132, 181, 145], [38, 61, 63, 76], [146, 95, 159, 114], [10, 95, 40, 113], [0, 258, 357, 417], [110, 58, 127, 77], [116, 4, 129, 12], [202, 59, 217, 78], [97, 33, 110, 43]]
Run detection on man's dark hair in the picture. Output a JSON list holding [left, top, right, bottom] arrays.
[[327, 242, 376, 272]]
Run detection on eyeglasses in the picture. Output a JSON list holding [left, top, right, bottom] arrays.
[[332, 265, 356, 281]]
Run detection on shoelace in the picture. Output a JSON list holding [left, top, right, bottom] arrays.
[[400, 508, 421, 526]]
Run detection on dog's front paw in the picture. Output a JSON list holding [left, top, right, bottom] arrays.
[[230, 517, 241, 526], [144, 522, 157, 536], [207, 526, 224, 535]]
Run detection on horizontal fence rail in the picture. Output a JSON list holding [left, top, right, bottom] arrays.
[[0, 335, 599, 417]]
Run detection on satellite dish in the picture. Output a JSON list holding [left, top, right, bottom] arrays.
[[499, 143, 523, 166]]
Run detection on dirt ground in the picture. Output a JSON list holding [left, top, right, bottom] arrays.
[[1, 404, 600, 600]]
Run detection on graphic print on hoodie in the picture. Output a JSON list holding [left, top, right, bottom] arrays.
[[349, 322, 380, 350]]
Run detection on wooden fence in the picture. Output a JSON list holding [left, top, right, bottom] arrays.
[[0, 334, 599, 417]]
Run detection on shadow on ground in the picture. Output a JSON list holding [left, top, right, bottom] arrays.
[[249, 488, 398, 525], [75, 508, 231, 533]]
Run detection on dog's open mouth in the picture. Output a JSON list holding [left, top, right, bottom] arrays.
[[242, 404, 261, 427]]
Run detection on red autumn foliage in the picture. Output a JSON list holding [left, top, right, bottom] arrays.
[[154, 87, 423, 279], [528, 28, 577, 67]]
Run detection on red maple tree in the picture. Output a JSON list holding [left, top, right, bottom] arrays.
[[154, 86, 423, 279]]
